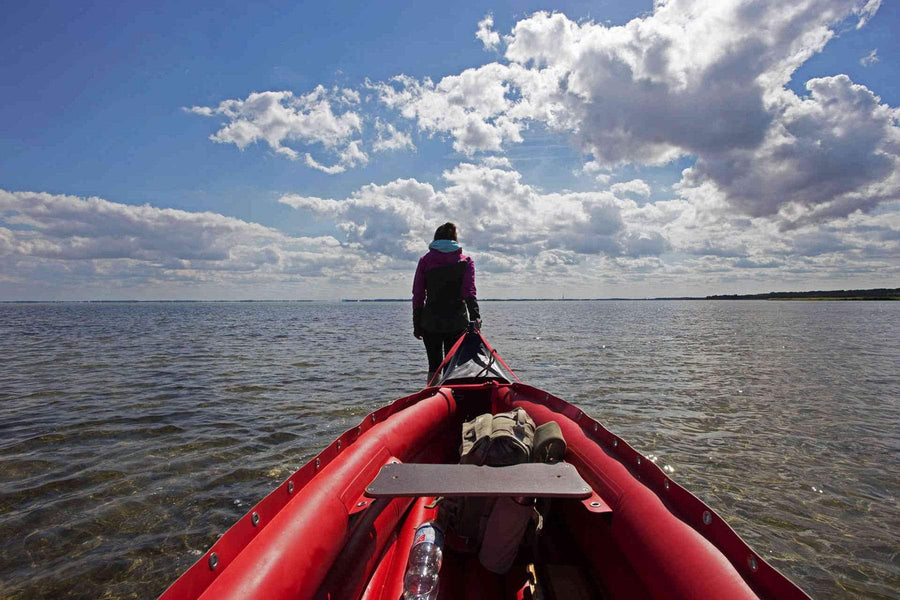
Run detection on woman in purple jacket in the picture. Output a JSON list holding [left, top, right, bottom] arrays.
[[412, 222, 481, 383]]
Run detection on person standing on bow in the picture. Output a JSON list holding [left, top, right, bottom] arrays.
[[412, 222, 481, 384]]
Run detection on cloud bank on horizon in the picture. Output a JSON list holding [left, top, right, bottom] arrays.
[[1, 0, 898, 299]]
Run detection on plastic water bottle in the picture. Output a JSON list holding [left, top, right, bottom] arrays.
[[403, 521, 444, 600]]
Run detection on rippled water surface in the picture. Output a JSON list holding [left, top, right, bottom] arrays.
[[0, 301, 897, 599]]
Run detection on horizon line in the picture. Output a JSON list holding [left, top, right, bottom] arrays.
[[2, 286, 897, 304]]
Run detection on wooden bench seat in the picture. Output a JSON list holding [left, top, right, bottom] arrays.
[[365, 462, 593, 499]]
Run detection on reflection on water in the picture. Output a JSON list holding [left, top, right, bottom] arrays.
[[0, 301, 897, 599]]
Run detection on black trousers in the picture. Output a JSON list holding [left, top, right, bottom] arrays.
[[423, 329, 465, 381]]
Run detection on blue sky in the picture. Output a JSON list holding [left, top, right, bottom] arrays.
[[1, 0, 898, 300]]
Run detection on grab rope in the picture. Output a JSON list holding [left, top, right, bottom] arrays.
[[474, 348, 498, 379]]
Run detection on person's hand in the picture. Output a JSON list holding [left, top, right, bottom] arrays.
[[474, 319, 482, 331], [414, 328, 423, 339]]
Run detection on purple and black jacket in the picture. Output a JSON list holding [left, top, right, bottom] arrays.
[[412, 245, 479, 335]]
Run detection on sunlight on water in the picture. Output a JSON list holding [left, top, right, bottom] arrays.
[[0, 300, 897, 599]]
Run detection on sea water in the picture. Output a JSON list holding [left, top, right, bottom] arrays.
[[0, 300, 897, 599]]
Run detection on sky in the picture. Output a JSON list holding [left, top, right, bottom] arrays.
[[0, 0, 898, 300]]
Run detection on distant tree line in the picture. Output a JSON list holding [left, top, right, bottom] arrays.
[[706, 288, 899, 300]]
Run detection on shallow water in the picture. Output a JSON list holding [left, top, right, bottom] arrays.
[[0, 300, 897, 599]]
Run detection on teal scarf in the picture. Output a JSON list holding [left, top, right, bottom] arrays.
[[429, 239, 461, 253]]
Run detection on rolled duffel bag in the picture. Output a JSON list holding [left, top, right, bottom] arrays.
[[532, 421, 566, 463]]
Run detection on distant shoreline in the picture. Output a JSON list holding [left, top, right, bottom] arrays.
[[767, 297, 898, 301], [704, 288, 899, 301]]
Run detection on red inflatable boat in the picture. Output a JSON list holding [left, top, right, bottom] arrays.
[[159, 327, 810, 599]]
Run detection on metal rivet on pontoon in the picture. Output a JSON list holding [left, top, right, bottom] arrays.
[[251, 512, 260, 526], [208, 552, 219, 570], [593, 423, 598, 432], [612, 439, 618, 447], [590, 501, 602, 508], [664, 480, 670, 490], [288, 481, 294, 493], [637, 457, 642, 465], [702, 510, 712, 525], [371, 414, 376, 423], [337, 440, 342, 450], [315, 458, 321, 469], [357, 501, 367, 507], [748, 555, 758, 572]]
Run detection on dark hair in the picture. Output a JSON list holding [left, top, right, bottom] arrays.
[[433, 222, 458, 241]]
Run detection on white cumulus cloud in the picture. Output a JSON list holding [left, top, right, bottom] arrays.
[[305, 140, 369, 174], [476, 14, 501, 51], [282, 163, 664, 264], [685, 74, 900, 224], [611, 179, 652, 198], [479, 156, 513, 169], [372, 1, 896, 223], [373, 119, 416, 153], [276, 159, 899, 292], [161, 1, 899, 297], [370, 67, 526, 155], [187, 86, 363, 169], [0, 189, 374, 296]]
